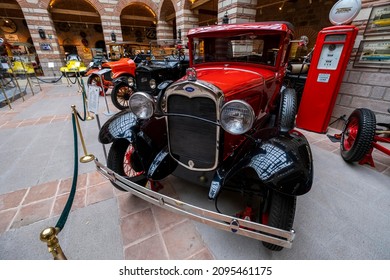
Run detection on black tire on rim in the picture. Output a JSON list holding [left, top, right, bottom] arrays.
[[340, 108, 376, 162], [278, 88, 297, 133], [107, 138, 147, 191], [261, 191, 296, 251], [87, 75, 105, 96], [111, 82, 134, 110]]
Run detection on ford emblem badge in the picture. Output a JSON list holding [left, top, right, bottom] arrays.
[[185, 87, 195, 93]]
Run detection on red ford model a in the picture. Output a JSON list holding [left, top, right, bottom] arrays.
[[95, 22, 313, 251]]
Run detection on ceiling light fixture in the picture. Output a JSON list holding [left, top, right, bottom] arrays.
[[279, 1, 285, 11]]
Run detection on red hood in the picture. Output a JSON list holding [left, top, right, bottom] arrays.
[[192, 64, 275, 97], [102, 58, 135, 69]]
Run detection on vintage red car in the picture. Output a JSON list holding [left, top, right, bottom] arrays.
[[86, 57, 136, 95], [86, 42, 154, 95], [95, 22, 313, 251]]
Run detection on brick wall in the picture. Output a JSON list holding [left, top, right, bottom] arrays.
[[334, 0, 390, 127]]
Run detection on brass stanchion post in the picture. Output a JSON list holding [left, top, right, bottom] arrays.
[[1, 85, 12, 109], [64, 71, 71, 87], [71, 105, 95, 163], [40, 227, 67, 260]]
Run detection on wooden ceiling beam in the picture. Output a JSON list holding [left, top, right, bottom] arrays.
[[50, 8, 99, 18], [121, 15, 155, 22], [190, 0, 212, 10], [0, 3, 20, 9]]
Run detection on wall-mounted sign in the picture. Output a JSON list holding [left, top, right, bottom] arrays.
[[40, 43, 52, 51], [354, 39, 390, 69], [364, 4, 390, 36]]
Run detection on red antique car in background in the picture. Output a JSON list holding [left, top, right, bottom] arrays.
[[86, 57, 136, 95], [86, 42, 152, 95], [95, 22, 313, 251]]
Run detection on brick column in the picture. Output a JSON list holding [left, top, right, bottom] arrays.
[[156, 20, 175, 45], [218, 0, 257, 24], [176, 1, 199, 44], [100, 12, 123, 49], [21, 6, 62, 76]]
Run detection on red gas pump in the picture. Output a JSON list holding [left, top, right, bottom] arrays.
[[296, 0, 361, 133]]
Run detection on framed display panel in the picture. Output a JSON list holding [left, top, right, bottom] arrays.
[[354, 39, 390, 68], [364, 4, 390, 35]]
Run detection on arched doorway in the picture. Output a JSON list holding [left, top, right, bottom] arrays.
[[189, 0, 217, 26], [0, 0, 42, 74], [120, 3, 157, 44], [49, 0, 104, 63]]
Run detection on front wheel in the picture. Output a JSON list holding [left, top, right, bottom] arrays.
[[111, 82, 134, 110], [340, 108, 376, 162], [261, 191, 296, 251], [107, 138, 147, 191]]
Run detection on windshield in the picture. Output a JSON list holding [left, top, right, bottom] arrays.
[[192, 34, 282, 66]]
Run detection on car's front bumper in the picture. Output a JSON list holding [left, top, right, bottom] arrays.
[[95, 158, 295, 249]]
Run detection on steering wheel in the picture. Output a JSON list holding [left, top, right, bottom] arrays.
[[171, 49, 185, 61]]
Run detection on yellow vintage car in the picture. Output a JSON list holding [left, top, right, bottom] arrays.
[[7, 58, 35, 75], [60, 53, 87, 75]]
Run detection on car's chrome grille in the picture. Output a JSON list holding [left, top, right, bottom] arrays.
[[167, 95, 217, 170]]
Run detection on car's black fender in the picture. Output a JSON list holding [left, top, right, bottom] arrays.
[[112, 75, 131, 86], [209, 130, 313, 199], [98, 109, 139, 144], [99, 110, 168, 174]]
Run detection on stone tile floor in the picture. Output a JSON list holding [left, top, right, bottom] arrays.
[[0, 169, 214, 259], [0, 81, 213, 259]]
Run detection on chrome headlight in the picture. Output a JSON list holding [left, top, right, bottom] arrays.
[[128, 76, 135, 87], [129, 92, 154, 119], [149, 79, 156, 89], [220, 100, 255, 135]]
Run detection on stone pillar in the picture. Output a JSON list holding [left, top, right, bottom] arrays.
[[218, 0, 257, 24], [156, 20, 175, 45], [101, 14, 123, 49], [176, 1, 199, 44], [21, 6, 62, 76]]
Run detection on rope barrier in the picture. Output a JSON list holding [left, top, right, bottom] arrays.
[[33, 74, 64, 84], [66, 74, 78, 84], [40, 108, 79, 260], [55, 111, 79, 230], [40, 103, 95, 260]]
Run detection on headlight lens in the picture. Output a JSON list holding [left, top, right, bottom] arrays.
[[129, 92, 154, 119], [220, 100, 255, 135], [128, 77, 135, 87], [149, 79, 156, 89]]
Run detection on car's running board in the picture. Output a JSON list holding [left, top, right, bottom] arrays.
[[95, 158, 295, 249]]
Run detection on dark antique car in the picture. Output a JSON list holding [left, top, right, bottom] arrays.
[[95, 22, 313, 251], [85, 48, 108, 75], [111, 52, 189, 110]]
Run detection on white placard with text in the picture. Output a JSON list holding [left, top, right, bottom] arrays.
[[88, 85, 100, 114]]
